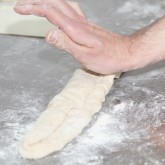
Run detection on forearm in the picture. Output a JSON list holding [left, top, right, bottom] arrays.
[[129, 16, 165, 70]]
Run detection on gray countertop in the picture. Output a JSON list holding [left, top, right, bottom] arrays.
[[0, 0, 165, 164]]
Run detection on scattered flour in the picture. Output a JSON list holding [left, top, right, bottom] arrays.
[[0, 0, 164, 165]]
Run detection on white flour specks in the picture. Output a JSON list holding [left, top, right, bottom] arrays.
[[117, 0, 165, 18], [50, 68, 165, 165]]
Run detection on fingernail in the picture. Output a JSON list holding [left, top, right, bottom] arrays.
[[47, 31, 59, 43]]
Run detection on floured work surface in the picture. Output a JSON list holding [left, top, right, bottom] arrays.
[[0, 0, 165, 164], [0, 4, 55, 37], [19, 69, 116, 159]]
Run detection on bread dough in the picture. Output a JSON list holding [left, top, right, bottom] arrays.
[[0, 4, 56, 37], [19, 69, 116, 159]]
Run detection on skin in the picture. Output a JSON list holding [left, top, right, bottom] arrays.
[[14, 0, 165, 75]]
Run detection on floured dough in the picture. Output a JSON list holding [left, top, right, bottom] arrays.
[[19, 69, 116, 159], [0, 4, 56, 37]]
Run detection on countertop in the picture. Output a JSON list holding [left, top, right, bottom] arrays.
[[0, 0, 165, 164]]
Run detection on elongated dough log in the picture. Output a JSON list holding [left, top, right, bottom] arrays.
[[19, 69, 116, 159]]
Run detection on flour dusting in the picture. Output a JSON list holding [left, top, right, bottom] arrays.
[[0, 0, 165, 164]]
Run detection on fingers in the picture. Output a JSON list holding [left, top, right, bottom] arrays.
[[56, 0, 83, 20], [14, 3, 68, 24], [15, 0, 83, 20], [66, 1, 85, 18], [14, 2, 98, 47], [45, 29, 89, 62]]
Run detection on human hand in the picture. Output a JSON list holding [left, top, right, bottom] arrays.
[[14, 0, 141, 74]]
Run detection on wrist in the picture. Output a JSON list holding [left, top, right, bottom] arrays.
[[106, 33, 136, 73], [128, 22, 165, 70], [112, 34, 137, 72]]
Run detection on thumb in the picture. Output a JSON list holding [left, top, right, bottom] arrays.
[[46, 29, 71, 52]]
